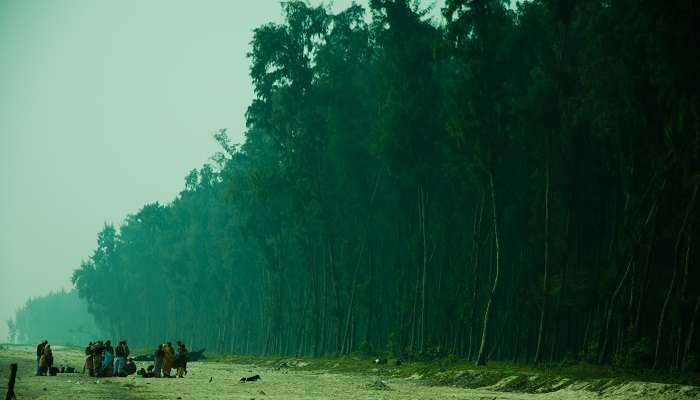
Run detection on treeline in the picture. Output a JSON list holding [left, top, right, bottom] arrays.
[[71, 0, 699, 371], [7, 290, 101, 345]]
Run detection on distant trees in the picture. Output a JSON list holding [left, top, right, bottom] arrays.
[[7, 290, 101, 345], [69, 0, 698, 372]]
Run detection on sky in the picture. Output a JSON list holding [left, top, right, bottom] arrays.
[[0, 0, 445, 342]]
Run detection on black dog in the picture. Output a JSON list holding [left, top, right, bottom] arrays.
[[240, 374, 261, 382], [137, 368, 155, 378]]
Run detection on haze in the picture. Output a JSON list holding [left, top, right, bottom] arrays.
[[0, 1, 697, 398], [0, 0, 405, 341]]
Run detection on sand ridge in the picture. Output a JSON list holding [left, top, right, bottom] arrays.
[[1, 345, 696, 399]]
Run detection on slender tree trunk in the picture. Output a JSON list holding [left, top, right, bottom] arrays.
[[417, 184, 429, 353], [535, 159, 550, 364], [340, 237, 366, 355], [550, 210, 571, 362], [476, 172, 501, 366], [296, 287, 309, 356], [631, 193, 661, 339], [327, 243, 342, 354], [311, 244, 320, 356], [634, 227, 655, 336], [409, 257, 420, 353], [364, 249, 374, 352], [654, 186, 697, 368], [512, 323, 521, 363], [319, 243, 328, 355], [488, 306, 510, 360], [674, 233, 692, 369], [598, 257, 633, 364], [674, 325, 682, 370], [581, 309, 592, 356], [467, 192, 485, 361], [682, 295, 700, 371]]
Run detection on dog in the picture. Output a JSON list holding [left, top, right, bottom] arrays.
[[240, 374, 261, 382]]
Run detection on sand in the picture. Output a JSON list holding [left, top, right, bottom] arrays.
[[1, 345, 697, 400]]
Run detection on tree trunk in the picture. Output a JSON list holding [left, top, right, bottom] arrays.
[[550, 209, 571, 362], [328, 243, 342, 354], [364, 249, 374, 352], [653, 186, 697, 368], [581, 309, 592, 356], [296, 286, 309, 356], [311, 244, 320, 356], [476, 172, 501, 366], [535, 159, 550, 364], [320, 243, 328, 355], [598, 257, 633, 364], [409, 257, 420, 353], [675, 233, 692, 369], [340, 237, 366, 355], [418, 184, 429, 353], [467, 192, 485, 361], [488, 306, 510, 360], [682, 295, 700, 371]]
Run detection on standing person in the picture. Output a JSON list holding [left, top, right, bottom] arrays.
[[93, 341, 104, 377], [102, 340, 114, 376], [153, 344, 164, 378], [162, 342, 174, 377], [40, 344, 53, 376], [123, 340, 130, 359], [175, 342, 188, 378], [114, 341, 125, 376], [35, 340, 47, 375], [84, 342, 94, 376]]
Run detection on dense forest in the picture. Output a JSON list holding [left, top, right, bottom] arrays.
[[65, 0, 698, 372], [6, 290, 101, 345]]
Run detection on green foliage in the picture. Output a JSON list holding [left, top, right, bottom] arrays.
[[61, 0, 699, 375], [613, 338, 653, 369], [6, 319, 16, 343], [9, 289, 101, 345]]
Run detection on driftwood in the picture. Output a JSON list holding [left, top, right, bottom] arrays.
[[188, 349, 206, 361], [5, 363, 17, 400], [133, 348, 205, 362]]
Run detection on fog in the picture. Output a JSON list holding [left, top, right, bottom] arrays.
[[0, 0, 382, 341], [1, 0, 695, 385]]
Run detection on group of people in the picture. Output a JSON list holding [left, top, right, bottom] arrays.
[[35, 339, 188, 379], [35, 340, 54, 376], [149, 341, 188, 378], [84, 340, 136, 377]]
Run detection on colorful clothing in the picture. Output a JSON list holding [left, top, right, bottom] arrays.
[[162, 344, 173, 376], [154, 347, 164, 378], [102, 349, 113, 371], [174, 346, 188, 378]]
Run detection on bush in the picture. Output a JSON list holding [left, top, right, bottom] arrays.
[[612, 338, 652, 369], [579, 342, 599, 365]]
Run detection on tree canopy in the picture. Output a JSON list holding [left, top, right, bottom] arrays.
[[62, 0, 699, 371]]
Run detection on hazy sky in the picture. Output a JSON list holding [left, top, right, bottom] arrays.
[[0, 0, 444, 342]]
